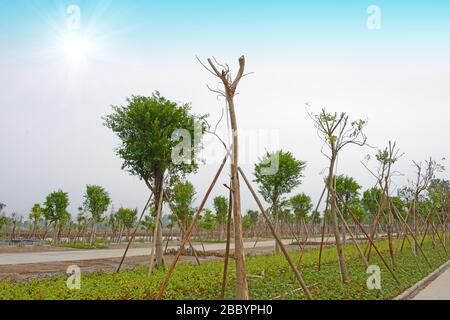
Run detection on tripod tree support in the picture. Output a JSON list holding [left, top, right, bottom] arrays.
[[220, 183, 233, 299], [116, 194, 153, 272], [238, 167, 314, 300], [335, 190, 401, 285], [155, 154, 229, 300]]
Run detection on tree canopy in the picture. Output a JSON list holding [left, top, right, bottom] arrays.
[[254, 150, 306, 210], [289, 193, 313, 221], [83, 185, 111, 223], [104, 92, 205, 188]]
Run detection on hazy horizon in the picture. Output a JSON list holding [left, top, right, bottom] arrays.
[[1, 0, 449, 219]]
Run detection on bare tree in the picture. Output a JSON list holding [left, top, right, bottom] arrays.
[[310, 108, 368, 283], [199, 55, 249, 299]]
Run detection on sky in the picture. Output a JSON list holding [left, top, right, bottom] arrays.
[[0, 0, 449, 218]]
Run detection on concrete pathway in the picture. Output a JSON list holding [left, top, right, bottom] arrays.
[[413, 264, 450, 300], [0, 239, 296, 266]]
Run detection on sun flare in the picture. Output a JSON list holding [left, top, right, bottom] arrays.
[[60, 33, 92, 63]]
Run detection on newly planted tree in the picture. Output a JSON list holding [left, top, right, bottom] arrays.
[[310, 109, 367, 283], [254, 150, 306, 252], [289, 193, 313, 238], [29, 204, 43, 239], [245, 209, 259, 238], [199, 208, 216, 238], [83, 185, 111, 246], [213, 196, 228, 240], [171, 181, 196, 238], [43, 190, 70, 245], [117, 208, 138, 241], [203, 56, 249, 299], [104, 92, 204, 268]]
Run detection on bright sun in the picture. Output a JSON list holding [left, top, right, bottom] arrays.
[[60, 33, 92, 63]]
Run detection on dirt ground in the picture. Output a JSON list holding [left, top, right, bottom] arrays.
[[0, 244, 313, 283]]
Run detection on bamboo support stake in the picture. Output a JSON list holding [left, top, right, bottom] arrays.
[[335, 191, 401, 285], [388, 197, 432, 268], [117, 194, 153, 272], [238, 167, 314, 300], [155, 154, 228, 300], [220, 184, 233, 299]]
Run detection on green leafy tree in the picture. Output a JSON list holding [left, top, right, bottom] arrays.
[[289, 193, 312, 237], [0, 203, 8, 237], [334, 175, 363, 220], [43, 190, 70, 244], [244, 209, 259, 237], [83, 185, 111, 245], [141, 215, 155, 240], [428, 179, 450, 217], [75, 210, 88, 242], [290, 193, 313, 222], [117, 208, 138, 241], [0, 215, 8, 235], [29, 203, 43, 239], [310, 108, 368, 283], [104, 92, 205, 268], [199, 209, 216, 238], [213, 196, 228, 240], [362, 188, 382, 217], [0, 203, 6, 215], [254, 150, 306, 252], [171, 181, 196, 238]]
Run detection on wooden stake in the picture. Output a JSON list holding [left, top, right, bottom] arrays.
[[238, 167, 314, 300], [335, 191, 401, 285], [116, 194, 153, 272], [155, 154, 228, 300], [220, 183, 233, 299]]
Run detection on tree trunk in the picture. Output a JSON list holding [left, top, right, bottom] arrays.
[[90, 220, 97, 246], [274, 200, 281, 253], [153, 174, 165, 268], [227, 93, 249, 300], [328, 155, 349, 283]]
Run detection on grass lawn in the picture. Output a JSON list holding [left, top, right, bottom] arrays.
[[0, 236, 448, 300]]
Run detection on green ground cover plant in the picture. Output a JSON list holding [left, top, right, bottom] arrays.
[[0, 237, 447, 300]]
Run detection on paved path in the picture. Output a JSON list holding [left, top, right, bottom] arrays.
[[0, 239, 295, 266], [413, 264, 450, 300]]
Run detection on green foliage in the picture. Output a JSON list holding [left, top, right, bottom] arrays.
[[116, 208, 138, 230], [246, 210, 259, 227], [428, 179, 450, 211], [171, 181, 196, 229], [83, 185, 111, 223], [103, 92, 205, 186], [243, 210, 259, 230], [334, 175, 363, 220], [1, 237, 446, 300], [361, 187, 382, 216], [0, 215, 8, 231], [43, 190, 70, 226], [213, 196, 228, 226], [29, 204, 43, 224], [289, 193, 312, 221], [254, 150, 306, 217], [58, 242, 108, 249], [141, 214, 155, 233], [0, 203, 6, 214], [199, 209, 216, 231]]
